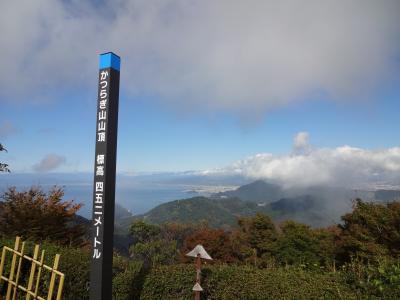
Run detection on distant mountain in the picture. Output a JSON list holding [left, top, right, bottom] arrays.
[[126, 193, 332, 228], [71, 214, 91, 227], [214, 180, 283, 203], [115, 203, 133, 219], [268, 195, 332, 226], [115, 181, 400, 231], [374, 190, 400, 202], [114, 203, 135, 237], [270, 195, 319, 213], [129, 196, 273, 228]]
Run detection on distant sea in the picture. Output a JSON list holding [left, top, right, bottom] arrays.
[[64, 183, 192, 218], [0, 172, 240, 219]]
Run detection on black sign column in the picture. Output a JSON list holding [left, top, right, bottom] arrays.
[[90, 52, 120, 300]]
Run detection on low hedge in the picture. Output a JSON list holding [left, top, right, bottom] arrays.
[[113, 255, 144, 300], [141, 264, 361, 300], [140, 264, 194, 300]]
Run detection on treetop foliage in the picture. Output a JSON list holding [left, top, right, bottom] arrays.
[[126, 199, 400, 271], [338, 198, 400, 261], [0, 142, 10, 172], [0, 186, 87, 246]]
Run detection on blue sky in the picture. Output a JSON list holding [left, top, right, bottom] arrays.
[[1, 0, 400, 189], [2, 86, 399, 173]]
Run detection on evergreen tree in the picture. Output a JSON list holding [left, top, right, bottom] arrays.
[[337, 199, 400, 262], [0, 186, 87, 246]]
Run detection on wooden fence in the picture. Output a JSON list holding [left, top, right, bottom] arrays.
[[0, 237, 64, 300]]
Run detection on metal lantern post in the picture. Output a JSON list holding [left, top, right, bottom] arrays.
[[186, 245, 212, 300]]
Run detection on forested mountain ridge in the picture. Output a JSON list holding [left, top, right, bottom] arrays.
[[116, 180, 400, 230], [122, 194, 326, 228], [129, 196, 273, 228]]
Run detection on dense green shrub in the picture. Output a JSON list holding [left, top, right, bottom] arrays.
[[112, 255, 143, 300], [141, 264, 360, 300], [205, 265, 358, 300], [140, 264, 194, 300], [52, 243, 90, 299], [342, 257, 400, 299]]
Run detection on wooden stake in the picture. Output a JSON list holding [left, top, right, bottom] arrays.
[[26, 245, 39, 300], [6, 237, 20, 300]]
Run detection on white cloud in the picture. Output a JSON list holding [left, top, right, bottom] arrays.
[[33, 154, 66, 172], [212, 133, 400, 188], [293, 132, 310, 154], [0, 0, 399, 115]]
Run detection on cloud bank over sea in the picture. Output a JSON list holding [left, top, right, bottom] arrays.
[[205, 132, 400, 189]]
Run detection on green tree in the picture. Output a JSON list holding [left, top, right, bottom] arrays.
[[313, 226, 340, 270], [129, 220, 178, 267], [276, 220, 320, 266], [237, 213, 279, 267], [0, 186, 87, 246], [131, 239, 177, 267], [337, 199, 400, 262], [130, 220, 161, 244]]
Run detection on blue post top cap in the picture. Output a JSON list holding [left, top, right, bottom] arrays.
[[99, 52, 120, 71]]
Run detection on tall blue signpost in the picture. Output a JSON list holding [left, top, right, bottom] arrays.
[[90, 52, 120, 300]]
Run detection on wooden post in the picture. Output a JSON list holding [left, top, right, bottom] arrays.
[[47, 254, 60, 300], [56, 274, 65, 300], [0, 247, 6, 284], [12, 241, 25, 300], [6, 237, 20, 300], [33, 250, 45, 299], [26, 245, 39, 300]]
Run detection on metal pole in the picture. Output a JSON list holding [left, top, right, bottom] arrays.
[[195, 254, 201, 300], [186, 245, 211, 299]]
